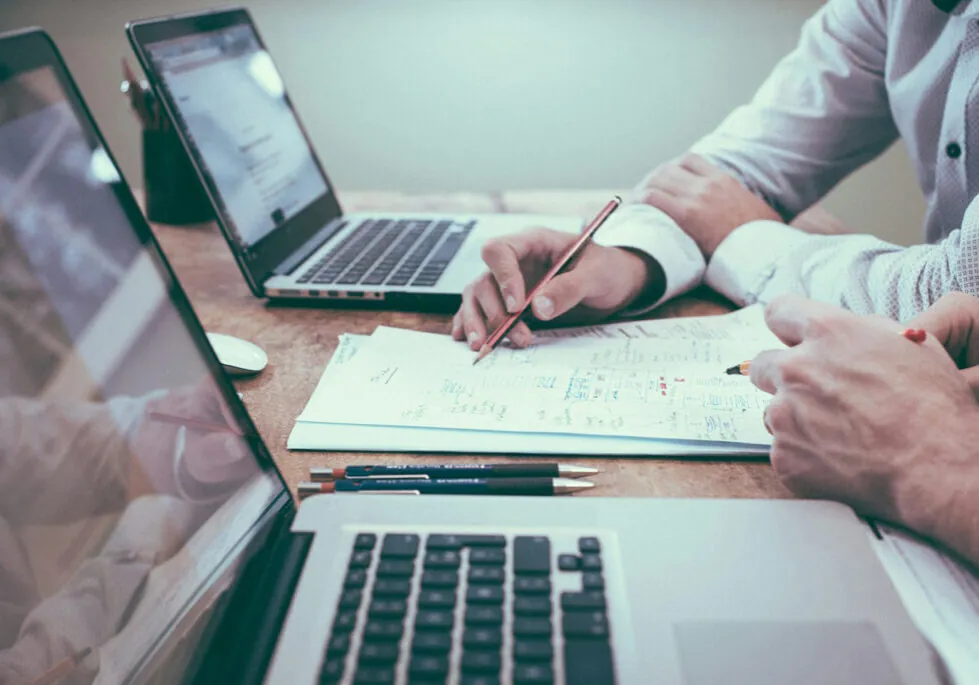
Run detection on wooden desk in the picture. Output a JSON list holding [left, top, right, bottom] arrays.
[[149, 191, 789, 500]]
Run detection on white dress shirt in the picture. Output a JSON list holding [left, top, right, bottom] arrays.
[[597, 0, 979, 321]]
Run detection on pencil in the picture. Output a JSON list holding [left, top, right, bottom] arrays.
[[473, 196, 623, 365], [723, 328, 929, 376], [148, 411, 240, 435]]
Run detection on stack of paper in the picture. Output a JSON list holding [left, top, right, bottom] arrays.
[[289, 306, 782, 456]]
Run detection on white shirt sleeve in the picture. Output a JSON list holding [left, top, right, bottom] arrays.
[[706, 195, 979, 320], [592, 203, 706, 314]]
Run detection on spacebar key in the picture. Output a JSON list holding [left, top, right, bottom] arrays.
[[563, 639, 615, 685]]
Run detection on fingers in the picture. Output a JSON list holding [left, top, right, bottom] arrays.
[[640, 187, 685, 221], [961, 366, 979, 402], [907, 292, 979, 367], [762, 295, 851, 347], [531, 267, 596, 321], [748, 349, 785, 395], [481, 228, 570, 314], [457, 277, 533, 350], [677, 153, 718, 176]]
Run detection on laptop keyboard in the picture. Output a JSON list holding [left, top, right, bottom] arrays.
[[296, 218, 476, 289], [319, 532, 616, 684]]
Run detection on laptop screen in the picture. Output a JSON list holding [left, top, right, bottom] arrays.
[[0, 37, 287, 685], [143, 23, 329, 251]]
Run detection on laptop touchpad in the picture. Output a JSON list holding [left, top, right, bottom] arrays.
[[674, 621, 903, 685]]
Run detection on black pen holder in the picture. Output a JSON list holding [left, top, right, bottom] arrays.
[[142, 127, 213, 226]]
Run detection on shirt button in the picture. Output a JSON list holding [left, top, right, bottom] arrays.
[[946, 142, 962, 159]]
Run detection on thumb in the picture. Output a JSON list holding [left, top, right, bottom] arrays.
[[961, 367, 979, 402], [531, 271, 589, 321]]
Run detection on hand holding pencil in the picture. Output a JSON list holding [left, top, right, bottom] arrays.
[[452, 196, 657, 353]]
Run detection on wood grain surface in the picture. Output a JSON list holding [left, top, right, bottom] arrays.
[[148, 191, 790, 501]]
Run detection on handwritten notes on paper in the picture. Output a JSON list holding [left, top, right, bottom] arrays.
[[297, 307, 781, 448]]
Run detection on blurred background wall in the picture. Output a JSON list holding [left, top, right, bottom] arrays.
[[0, 0, 925, 244]]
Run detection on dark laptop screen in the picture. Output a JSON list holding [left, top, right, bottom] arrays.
[[143, 23, 329, 251], [0, 45, 286, 684]]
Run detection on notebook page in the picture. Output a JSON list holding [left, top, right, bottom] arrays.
[[304, 326, 776, 445]]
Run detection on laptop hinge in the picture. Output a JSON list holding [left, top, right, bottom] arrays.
[[274, 218, 347, 276], [190, 511, 313, 685]]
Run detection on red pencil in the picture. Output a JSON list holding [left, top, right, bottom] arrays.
[[473, 196, 623, 365]]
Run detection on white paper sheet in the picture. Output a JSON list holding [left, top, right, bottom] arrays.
[[872, 525, 979, 684], [291, 309, 779, 452]]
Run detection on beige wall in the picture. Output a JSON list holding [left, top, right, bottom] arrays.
[[0, 0, 925, 245]]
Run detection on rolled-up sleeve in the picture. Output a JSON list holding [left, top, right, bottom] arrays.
[[690, 0, 896, 220]]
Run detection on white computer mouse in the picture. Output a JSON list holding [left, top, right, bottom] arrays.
[[206, 332, 268, 377]]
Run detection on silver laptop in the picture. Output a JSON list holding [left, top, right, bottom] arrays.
[[0, 29, 944, 685], [126, 7, 580, 309]]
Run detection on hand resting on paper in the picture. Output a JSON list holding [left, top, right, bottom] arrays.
[[749, 294, 979, 567], [451, 227, 664, 350]]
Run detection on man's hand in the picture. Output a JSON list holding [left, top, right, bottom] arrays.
[[637, 154, 782, 257], [907, 292, 979, 398], [451, 227, 662, 350], [748, 295, 979, 566]]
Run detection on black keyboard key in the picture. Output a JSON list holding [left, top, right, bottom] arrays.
[[381, 534, 420, 559], [465, 606, 503, 626], [333, 611, 358, 633], [513, 663, 554, 684], [461, 677, 500, 685], [415, 610, 454, 631], [468, 566, 504, 585], [425, 550, 461, 568], [513, 577, 551, 595], [582, 573, 605, 591], [558, 554, 581, 571], [513, 596, 551, 617], [469, 548, 506, 566], [353, 667, 395, 685], [410, 655, 449, 679], [359, 641, 400, 665], [363, 620, 404, 641], [345, 569, 367, 589], [369, 599, 407, 619], [339, 589, 363, 610], [581, 555, 602, 571], [376, 560, 414, 577], [514, 617, 552, 638], [320, 657, 345, 682], [421, 570, 459, 589], [461, 535, 507, 547], [514, 640, 553, 662], [327, 633, 350, 655], [418, 590, 456, 609], [563, 638, 615, 685], [426, 534, 464, 550], [412, 631, 452, 654], [579, 537, 601, 554], [350, 550, 373, 568], [562, 611, 609, 638], [373, 578, 411, 597], [561, 592, 606, 611], [463, 627, 502, 649], [462, 650, 501, 673], [467, 586, 504, 605], [513, 537, 551, 575]]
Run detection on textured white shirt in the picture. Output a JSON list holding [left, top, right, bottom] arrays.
[[598, 0, 979, 320]]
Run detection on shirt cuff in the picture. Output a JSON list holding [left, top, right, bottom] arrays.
[[705, 220, 810, 305], [592, 203, 706, 313]]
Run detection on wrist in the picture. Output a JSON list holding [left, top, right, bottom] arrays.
[[618, 248, 666, 311]]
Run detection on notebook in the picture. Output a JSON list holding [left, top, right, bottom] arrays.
[[289, 307, 780, 456]]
